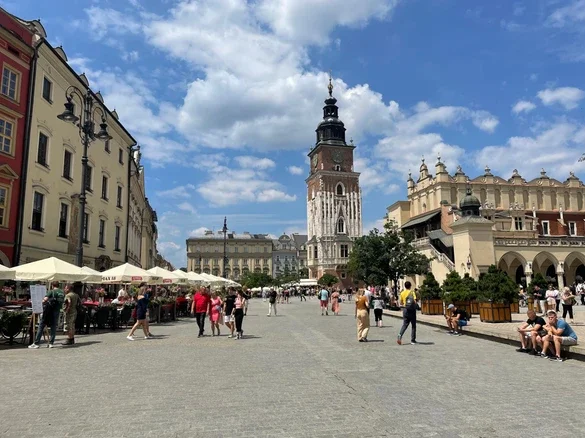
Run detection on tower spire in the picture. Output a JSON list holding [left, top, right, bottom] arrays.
[[328, 71, 333, 97]]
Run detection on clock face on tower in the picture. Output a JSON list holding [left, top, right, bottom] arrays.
[[332, 150, 343, 164], [312, 155, 318, 168]]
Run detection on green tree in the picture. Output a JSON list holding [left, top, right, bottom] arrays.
[[299, 267, 309, 278], [347, 221, 431, 292], [477, 265, 518, 304], [418, 272, 441, 300], [241, 272, 272, 288], [441, 271, 470, 302], [528, 272, 547, 296], [318, 273, 338, 287], [462, 273, 478, 300]]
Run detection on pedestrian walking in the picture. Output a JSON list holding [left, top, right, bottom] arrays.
[[223, 288, 236, 338], [62, 284, 79, 346], [127, 286, 152, 341], [331, 289, 341, 315], [29, 281, 65, 349], [234, 290, 246, 339], [355, 289, 369, 342], [267, 289, 277, 316], [397, 281, 418, 345], [300, 288, 307, 301], [373, 293, 384, 327], [533, 284, 546, 315], [319, 287, 329, 315], [561, 287, 576, 323], [191, 287, 211, 337], [209, 291, 223, 336]]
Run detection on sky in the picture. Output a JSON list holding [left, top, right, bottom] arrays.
[[5, 0, 585, 268]]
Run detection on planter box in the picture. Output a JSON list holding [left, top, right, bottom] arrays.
[[479, 302, 512, 323], [527, 297, 534, 312], [452, 301, 472, 317], [421, 299, 443, 315], [470, 300, 480, 315], [510, 301, 520, 314]]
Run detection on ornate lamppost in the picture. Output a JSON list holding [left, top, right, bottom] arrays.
[[57, 87, 112, 266], [222, 217, 228, 278]]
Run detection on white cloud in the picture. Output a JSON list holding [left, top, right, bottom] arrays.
[[177, 202, 197, 215], [512, 100, 537, 114], [255, 0, 398, 45], [122, 50, 140, 62], [234, 156, 276, 169], [546, 0, 585, 29], [537, 87, 585, 110], [156, 184, 195, 199], [475, 121, 585, 179], [363, 218, 386, 234], [471, 110, 499, 133], [84, 7, 142, 39], [287, 165, 304, 175], [190, 227, 210, 237], [257, 189, 297, 202]]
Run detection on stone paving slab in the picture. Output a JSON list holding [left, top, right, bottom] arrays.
[[384, 305, 585, 358], [1, 299, 585, 437]]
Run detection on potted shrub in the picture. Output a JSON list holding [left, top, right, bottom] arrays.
[[418, 272, 443, 315], [477, 265, 517, 323], [441, 271, 472, 317], [0, 311, 29, 344], [462, 273, 480, 314]]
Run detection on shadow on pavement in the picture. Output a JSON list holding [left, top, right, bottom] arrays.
[[65, 341, 102, 348]]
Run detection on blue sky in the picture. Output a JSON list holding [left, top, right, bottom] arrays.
[[5, 0, 585, 268]]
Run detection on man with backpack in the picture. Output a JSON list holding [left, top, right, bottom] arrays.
[[445, 303, 469, 336], [62, 284, 80, 346], [267, 289, 278, 316], [397, 281, 418, 345], [29, 282, 65, 349]]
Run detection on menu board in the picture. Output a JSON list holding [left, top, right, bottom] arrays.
[[30, 285, 46, 314]]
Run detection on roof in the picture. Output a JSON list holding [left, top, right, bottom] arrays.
[[401, 209, 441, 229], [427, 229, 453, 247], [187, 232, 272, 241], [292, 234, 308, 247], [450, 216, 493, 227]]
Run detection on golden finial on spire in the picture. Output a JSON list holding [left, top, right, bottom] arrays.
[[328, 70, 333, 97]]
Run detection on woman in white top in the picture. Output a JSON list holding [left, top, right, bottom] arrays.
[[545, 285, 559, 312]]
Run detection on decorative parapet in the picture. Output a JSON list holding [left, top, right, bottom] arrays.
[[494, 237, 585, 248], [412, 237, 454, 270]]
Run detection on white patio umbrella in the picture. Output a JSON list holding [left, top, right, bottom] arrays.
[[198, 272, 226, 285], [11, 257, 89, 282], [147, 266, 187, 284], [101, 263, 161, 284], [172, 269, 190, 280], [186, 271, 207, 284], [0, 263, 15, 280], [80, 266, 103, 283]]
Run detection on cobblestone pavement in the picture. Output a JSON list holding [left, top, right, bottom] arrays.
[[2, 299, 585, 438]]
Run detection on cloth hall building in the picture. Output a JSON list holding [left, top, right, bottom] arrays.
[[387, 157, 585, 289]]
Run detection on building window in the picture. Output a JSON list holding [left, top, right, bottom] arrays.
[[105, 139, 110, 153], [0, 117, 14, 154], [31, 192, 44, 231], [340, 272, 347, 279], [336, 183, 344, 195], [37, 133, 48, 167], [234, 247, 238, 253], [83, 213, 89, 243], [118, 148, 124, 164], [340, 244, 349, 258], [42, 77, 52, 103], [63, 150, 72, 180], [514, 217, 523, 231], [85, 165, 93, 192], [98, 219, 105, 248], [203, 258, 209, 265], [1, 66, 19, 100], [542, 220, 550, 236], [101, 176, 108, 200], [116, 186, 123, 208], [337, 217, 345, 233], [58, 203, 68, 238], [114, 225, 121, 251], [313, 246, 318, 259], [0, 186, 8, 227], [569, 222, 577, 236]]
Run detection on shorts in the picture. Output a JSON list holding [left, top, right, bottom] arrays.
[[560, 337, 578, 346], [320, 300, 328, 307], [374, 308, 383, 321], [457, 320, 468, 327], [224, 315, 234, 324], [137, 311, 147, 320], [65, 312, 77, 330]]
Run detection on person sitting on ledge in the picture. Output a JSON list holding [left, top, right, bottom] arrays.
[[516, 309, 546, 354], [535, 310, 578, 362], [445, 303, 468, 336]]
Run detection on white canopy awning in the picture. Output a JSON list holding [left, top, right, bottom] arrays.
[[186, 271, 207, 284], [198, 272, 227, 285], [0, 263, 15, 280], [147, 266, 187, 284], [299, 278, 318, 286], [80, 266, 103, 283], [101, 263, 161, 284], [11, 257, 90, 282]]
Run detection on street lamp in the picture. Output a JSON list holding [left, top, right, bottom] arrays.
[[57, 86, 112, 267], [222, 217, 228, 278]]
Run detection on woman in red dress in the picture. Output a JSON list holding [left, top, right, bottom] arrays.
[[209, 291, 223, 336]]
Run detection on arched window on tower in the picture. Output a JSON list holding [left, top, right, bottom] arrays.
[[335, 165, 341, 171], [336, 183, 344, 195], [337, 217, 345, 233]]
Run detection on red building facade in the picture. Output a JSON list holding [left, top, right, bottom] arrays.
[[0, 9, 34, 266]]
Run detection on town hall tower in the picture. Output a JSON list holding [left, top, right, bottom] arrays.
[[306, 78, 362, 287]]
